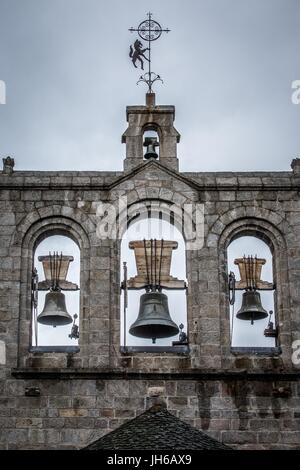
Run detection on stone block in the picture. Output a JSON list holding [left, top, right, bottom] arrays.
[[64, 417, 95, 428], [16, 418, 43, 428], [22, 191, 42, 201], [48, 397, 72, 408], [219, 191, 236, 201], [41, 418, 65, 428], [59, 408, 88, 418], [176, 381, 197, 396], [114, 397, 145, 409], [71, 381, 97, 396], [222, 431, 257, 444], [72, 396, 96, 408], [281, 431, 300, 444], [168, 397, 188, 408], [94, 418, 109, 428], [115, 409, 135, 418], [98, 408, 114, 418], [0, 417, 15, 428], [106, 380, 129, 397]]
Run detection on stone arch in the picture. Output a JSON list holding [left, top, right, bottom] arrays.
[[118, 200, 188, 348], [16, 214, 91, 367], [109, 184, 191, 206], [142, 122, 162, 140], [207, 206, 288, 248], [106, 185, 196, 243], [117, 198, 189, 242], [12, 205, 95, 248], [216, 211, 292, 366]]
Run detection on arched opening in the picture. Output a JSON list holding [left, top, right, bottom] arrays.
[[32, 234, 80, 347], [143, 125, 160, 160], [120, 212, 187, 348], [227, 234, 277, 348]]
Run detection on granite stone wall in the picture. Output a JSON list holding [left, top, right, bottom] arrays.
[[0, 104, 300, 449]]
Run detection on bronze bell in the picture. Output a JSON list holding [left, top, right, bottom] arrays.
[[129, 291, 179, 343], [143, 137, 159, 159], [37, 290, 73, 327], [236, 290, 268, 324]]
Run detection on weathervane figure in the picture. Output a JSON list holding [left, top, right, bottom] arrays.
[[128, 12, 170, 93], [129, 40, 149, 70]]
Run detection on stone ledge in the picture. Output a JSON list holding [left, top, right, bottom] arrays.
[[29, 346, 80, 353], [0, 168, 297, 191], [120, 346, 190, 354], [11, 368, 300, 381], [231, 347, 282, 356]]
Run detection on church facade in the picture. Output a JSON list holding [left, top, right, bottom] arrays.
[[0, 94, 299, 449]]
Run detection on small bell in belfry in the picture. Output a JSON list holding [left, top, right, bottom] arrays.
[[37, 252, 75, 327], [143, 136, 159, 159], [234, 255, 271, 324]]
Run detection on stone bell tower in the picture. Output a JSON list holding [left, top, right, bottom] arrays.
[[122, 93, 180, 172]]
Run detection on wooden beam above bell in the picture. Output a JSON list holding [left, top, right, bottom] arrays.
[[37, 253, 79, 291], [126, 239, 186, 290], [234, 256, 274, 290]]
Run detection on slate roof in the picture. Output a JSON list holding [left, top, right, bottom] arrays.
[[84, 405, 231, 450]]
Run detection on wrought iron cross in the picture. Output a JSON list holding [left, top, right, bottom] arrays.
[[128, 12, 170, 93]]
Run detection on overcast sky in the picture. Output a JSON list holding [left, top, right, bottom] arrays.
[[0, 0, 299, 172]]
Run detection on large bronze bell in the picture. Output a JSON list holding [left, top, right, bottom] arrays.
[[129, 291, 179, 342], [37, 290, 73, 327], [236, 290, 268, 323]]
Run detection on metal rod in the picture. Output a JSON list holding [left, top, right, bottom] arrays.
[[148, 12, 151, 91], [245, 255, 250, 290], [144, 239, 150, 288], [150, 238, 153, 290], [32, 268, 38, 346], [158, 238, 164, 288], [56, 252, 63, 289], [34, 270, 38, 347], [154, 238, 157, 288], [54, 252, 57, 288], [34, 301, 38, 347], [123, 261, 127, 347], [54, 252, 57, 287], [231, 301, 235, 346], [49, 251, 53, 289]]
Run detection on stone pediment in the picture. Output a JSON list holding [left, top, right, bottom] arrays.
[[109, 159, 200, 195]]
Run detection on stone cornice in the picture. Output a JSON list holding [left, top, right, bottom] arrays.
[[11, 368, 300, 381], [0, 161, 299, 192]]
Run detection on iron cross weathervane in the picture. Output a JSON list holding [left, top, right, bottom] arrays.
[[128, 12, 170, 93]]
